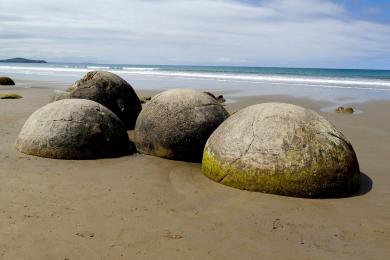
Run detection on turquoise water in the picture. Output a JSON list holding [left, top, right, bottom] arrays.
[[2, 62, 390, 79], [1, 62, 390, 103], [124, 65, 390, 80]]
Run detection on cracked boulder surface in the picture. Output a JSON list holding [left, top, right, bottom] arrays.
[[16, 99, 131, 159], [69, 71, 142, 129], [134, 89, 229, 162], [202, 102, 360, 198], [0, 77, 15, 85]]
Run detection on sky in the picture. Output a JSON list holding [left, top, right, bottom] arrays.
[[0, 0, 389, 69]]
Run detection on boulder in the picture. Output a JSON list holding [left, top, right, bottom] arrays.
[[50, 90, 70, 102], [16, 99, 131, 159], [69, 71, 142, 129], [134, 89, 229, 162], [336, 106, 354, 114], [202, 103, 360, 198], [0, 77, 15, 85]]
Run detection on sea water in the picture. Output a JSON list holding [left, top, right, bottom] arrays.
[[1, 63, 390, 104]]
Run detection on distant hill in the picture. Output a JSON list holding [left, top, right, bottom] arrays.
[[0, 58, 47, 63]]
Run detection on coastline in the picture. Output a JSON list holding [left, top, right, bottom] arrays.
[[0, 82, 389, 259], [2, 64, 390, 106]]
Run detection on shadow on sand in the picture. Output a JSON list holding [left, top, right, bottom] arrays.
[[352, 172, 373, 197], [316, 172, 373, 199]]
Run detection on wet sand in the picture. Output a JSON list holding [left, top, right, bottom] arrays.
[[0, 85, 389, 259]]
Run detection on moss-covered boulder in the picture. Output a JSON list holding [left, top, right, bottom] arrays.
[[69, 71, 142, 129], [134, 89, 229, 162], [16, 99, 131, 159], [0, 77, 15, 85], [202, 103, 360, 198], [0, 93, 22, 99]]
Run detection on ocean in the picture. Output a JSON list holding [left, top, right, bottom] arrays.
[[1, 63, 390, 104]]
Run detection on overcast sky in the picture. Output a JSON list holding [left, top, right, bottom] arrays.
[[0, 0, 389, 69]]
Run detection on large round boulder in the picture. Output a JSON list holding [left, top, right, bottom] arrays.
[[69, 71, 142, 129], [202, 103, 360, 198], [134, 89, 229, 162], [0, 77, 15, 85], [16, 99, 131, 159]]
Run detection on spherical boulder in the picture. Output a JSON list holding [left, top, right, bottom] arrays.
[[69, 71, 142, 129], [0, 77, 15, 85], [202, 103, 360, 198], [134, 89, 229, 162], [16, 99, 131, 159]]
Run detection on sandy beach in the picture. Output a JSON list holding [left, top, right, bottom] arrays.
[[0, 82, 389, 259]]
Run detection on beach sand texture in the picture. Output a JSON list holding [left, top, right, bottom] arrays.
[[0, 85, 389, 259]]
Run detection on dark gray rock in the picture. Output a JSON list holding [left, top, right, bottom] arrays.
[[69, 71, 142, 129], [134, 89, 229, 162], [0, 77, 15, 85], [202, 103, 360, 198], [16, 99, 131, 159]]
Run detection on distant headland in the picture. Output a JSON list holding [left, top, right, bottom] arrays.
[[0, 58, 47, 63]]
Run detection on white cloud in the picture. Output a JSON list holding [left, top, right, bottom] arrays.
[[0, 0, 389, 68]]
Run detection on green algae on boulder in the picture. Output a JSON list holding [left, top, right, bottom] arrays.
[[134, 89, 229, 162], [202, 103, 360, 198], [16, 99, 131, 159]]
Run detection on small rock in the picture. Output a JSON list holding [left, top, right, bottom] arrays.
[[140, 96, 152, 104], [0, 77, 15, 85], [335, 106, 354, 114]]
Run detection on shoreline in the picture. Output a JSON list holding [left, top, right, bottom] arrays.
[[2, 68, 390, 105], [0, 83, 389, 259], [2, 82, 384, 116]]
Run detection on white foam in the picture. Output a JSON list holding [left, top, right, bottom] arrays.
[[1, 65, 390, 91], [87, 66, 110, 70], [122, 67, 158, 71], [119, 71, 390, 88]]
